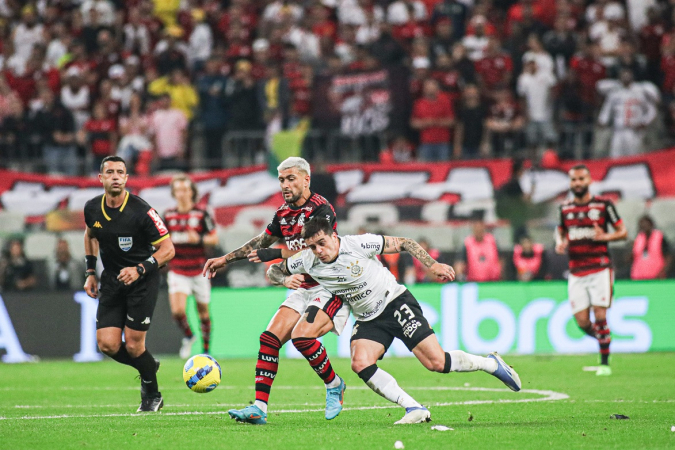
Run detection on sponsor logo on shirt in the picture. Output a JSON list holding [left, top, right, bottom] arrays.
[[147, 209, 169, 235], [568, 226, 597, 241]]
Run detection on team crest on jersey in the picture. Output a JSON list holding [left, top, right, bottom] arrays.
[[118, 237, 133, 251], [587, 208, 601, 221], [297, 213, 305, 228], [348, 261, 363, 278]]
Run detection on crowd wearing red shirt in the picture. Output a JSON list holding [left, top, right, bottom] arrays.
[[0, 0, 672, 173]]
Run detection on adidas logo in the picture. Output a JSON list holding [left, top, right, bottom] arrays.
[[280, 218, 287, 225], [93, 221, 103, 228]]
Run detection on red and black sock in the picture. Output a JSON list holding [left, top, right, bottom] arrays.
[[292, 338, 336, 385], [173, 313, 193, 339], [200, 317, 211, 353], [255, 331, 281, 405], [594, 319, 611, 365]]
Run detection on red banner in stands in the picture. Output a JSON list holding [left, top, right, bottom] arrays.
[[0, 149, 674, 228]]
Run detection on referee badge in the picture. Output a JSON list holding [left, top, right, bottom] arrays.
[[118, 237, 133, 252]]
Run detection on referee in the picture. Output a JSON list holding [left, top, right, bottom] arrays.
[[83, 156, 175, 412]]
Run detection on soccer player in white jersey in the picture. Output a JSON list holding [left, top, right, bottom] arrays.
[[261, 216, 522, 424]]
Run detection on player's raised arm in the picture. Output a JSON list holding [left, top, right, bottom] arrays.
[[84, 226, 100, 298], [202, 231, 279, 278], [382, 236, 455, 282]]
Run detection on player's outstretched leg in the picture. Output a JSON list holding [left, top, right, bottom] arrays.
[[293, 337, 345, 420], [356, 364, 430, 424], [227, 331, 281, 425], [413, 336, 521, 392]]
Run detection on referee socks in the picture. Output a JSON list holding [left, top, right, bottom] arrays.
[[132, 350, 159, 395]]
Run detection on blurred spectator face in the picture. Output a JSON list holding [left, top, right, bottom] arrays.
[[423, 79, 440, 98], [472, 220, 486, 240], [463, 84, 480, 105], [435, 53, 452, 69], [494, 88, 510, 103], [419, 239, 430, 252], [205, 58, 220, 74], [452, 43, 467, 61], [471, 16, 486, 36], [93, 102, 107, 119], [235, 60, 252, 80], [520, 236, 533, 252], [98, 30, 114, 49], [619, 69, 633, 86], [162, 94, 173, 109], [100, 79, 113, 97], [265, 65, 280, 79], [363, 55, 379, 70], [22, 9, 37, 27], [411, 38, 429, 58], [170, 69, 187, 85], [9, 240, 24, 259], [56, 239, 71, 263], [554, 16, 568, 32], [40, 88, 55, 107], [129, 92, 142, 112], [527, 34, 543, 52], [283, 45, 300, 62], [435, 20, 452, 39], [639, 216, 654, 234]]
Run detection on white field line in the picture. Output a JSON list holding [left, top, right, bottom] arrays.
[[0, 387, 567, 421]]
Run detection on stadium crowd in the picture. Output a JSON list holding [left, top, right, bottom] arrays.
[[0, 0, 672, 174]]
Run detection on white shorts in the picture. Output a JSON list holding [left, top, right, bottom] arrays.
[[568, 268, 613, 315], [167, 271, 211, 304], [281, 285, 351, 336]]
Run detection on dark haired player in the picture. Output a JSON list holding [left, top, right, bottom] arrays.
[[84, 156, 175, 412], [556, 165, 627, 376], [164, 174, 218, 358], [203, 157, 349, 424], [264, 216, 521, 424]]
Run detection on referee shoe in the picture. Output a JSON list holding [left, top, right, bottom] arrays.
[[137, 393, 164, 412]]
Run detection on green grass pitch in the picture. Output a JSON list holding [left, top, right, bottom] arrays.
[[1, 353, 674, 449]]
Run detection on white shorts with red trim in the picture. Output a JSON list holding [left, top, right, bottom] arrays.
[[281, 285, 350, 336], [568, 268, 613, 315], [167, 271, 211, 304]]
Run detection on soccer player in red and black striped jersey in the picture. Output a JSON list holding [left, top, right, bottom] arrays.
[[164, 174, 219, 358], [555, 165, 627, 376], [203, 157, 349, 424]]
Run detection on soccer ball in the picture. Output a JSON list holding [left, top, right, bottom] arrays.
[[183, 354, 222, 393]]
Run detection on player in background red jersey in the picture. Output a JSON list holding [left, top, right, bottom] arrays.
[[555, 165, 627, 376], [164, 174, 219, 358]]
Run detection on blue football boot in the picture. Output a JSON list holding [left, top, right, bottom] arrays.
[[228, 405, 267, 425], [325, 378, 346, 420], [488, 352, 521, 392]]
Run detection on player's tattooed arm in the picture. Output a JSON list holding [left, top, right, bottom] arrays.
[[382, 236, 437, 268], [383, 235, 455, 282], [225, 232, 279, 263], [266, 261, 290, 286]]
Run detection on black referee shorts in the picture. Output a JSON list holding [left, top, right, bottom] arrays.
[[96, 270, 160, 332], [350, 290, 435, 352]]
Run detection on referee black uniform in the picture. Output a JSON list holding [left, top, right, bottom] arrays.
[[84, 190, 171, 411]]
